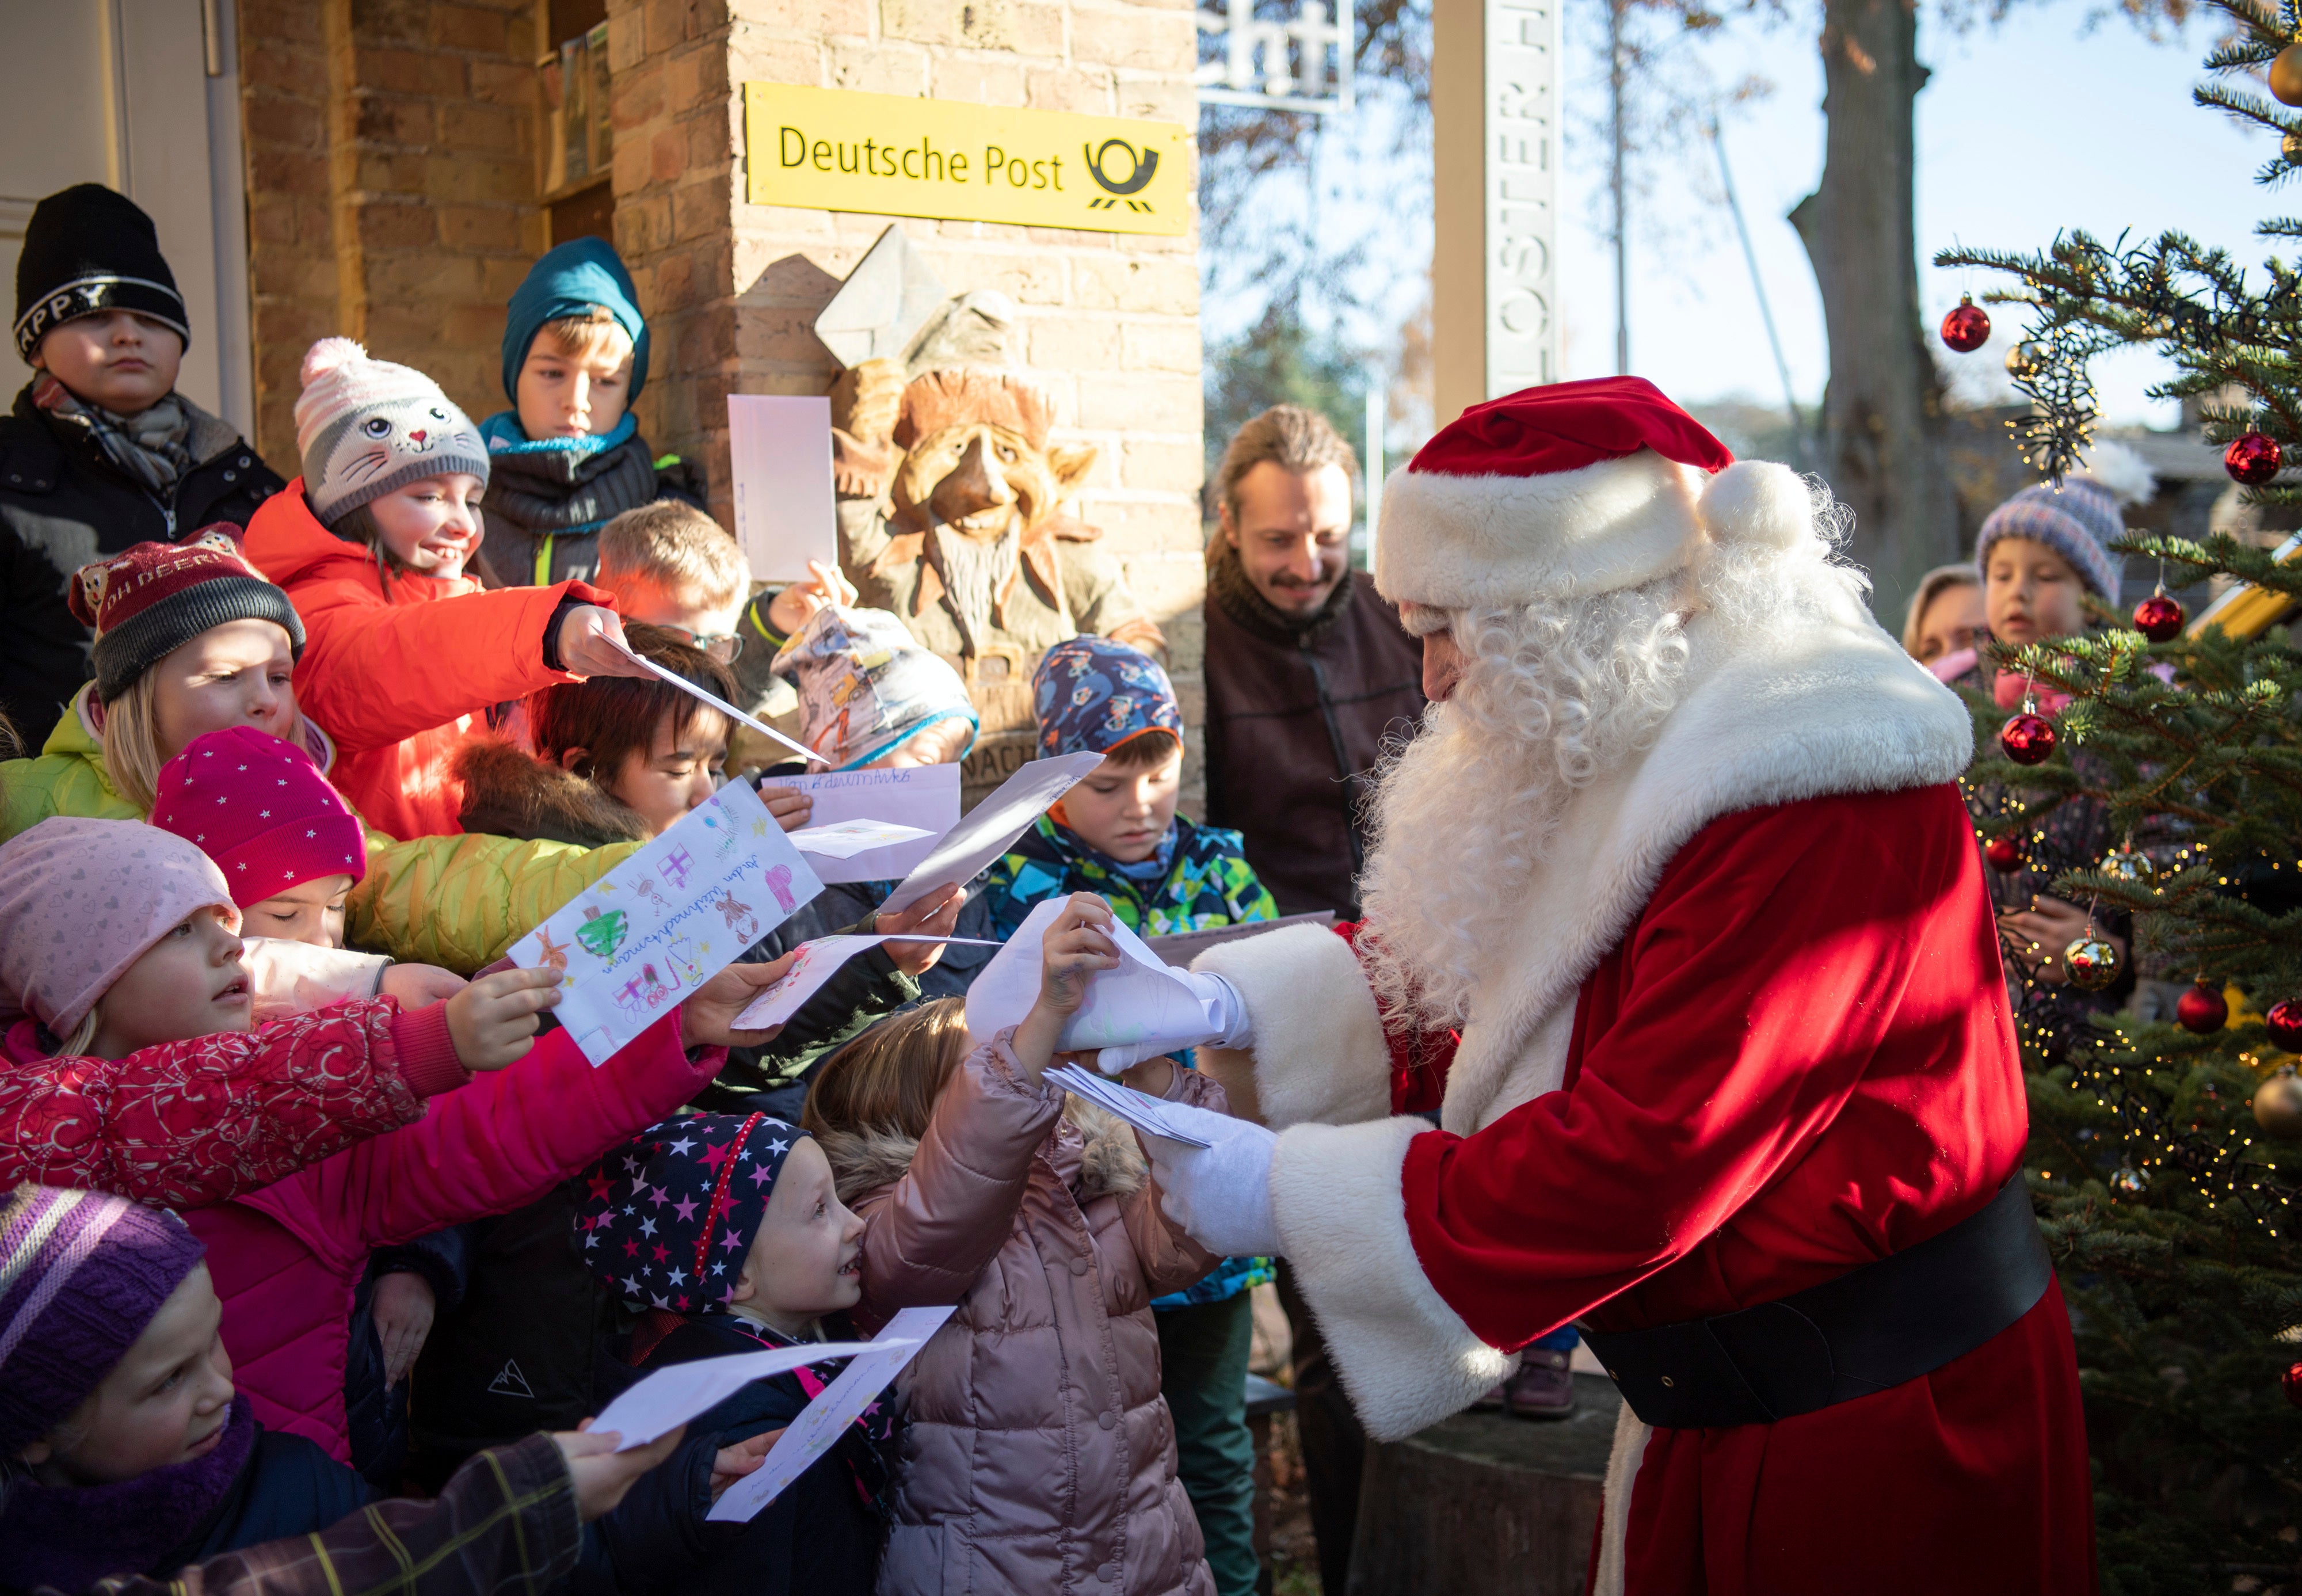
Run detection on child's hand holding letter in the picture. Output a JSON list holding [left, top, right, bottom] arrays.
[[1011, 893, 1122, 1084], [444, 966, 562, 1071]]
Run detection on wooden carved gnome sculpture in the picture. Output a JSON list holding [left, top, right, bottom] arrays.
[[815, 227, 1164, 713]]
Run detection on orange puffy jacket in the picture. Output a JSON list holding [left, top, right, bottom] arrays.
[[243, 481, 608, 839]]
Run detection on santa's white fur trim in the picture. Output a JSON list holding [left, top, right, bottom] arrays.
[[1375, 450, 1709, 608], [1594, 1405, 1653, 1596], [1434, 547, 1975, 1137], [1193, 923, 1391, 1132], [1269, 1115, 1513, 1439]]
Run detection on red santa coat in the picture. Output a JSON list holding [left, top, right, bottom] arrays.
[[1193, 546, 2093, 1594]]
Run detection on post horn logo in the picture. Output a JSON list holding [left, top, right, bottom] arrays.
[[1083, 139, 1159, 212]]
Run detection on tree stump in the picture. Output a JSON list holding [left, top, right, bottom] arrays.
[[1345, 1373, 1622, 1596]]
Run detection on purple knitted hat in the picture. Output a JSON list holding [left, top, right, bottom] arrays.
[[1974, 440, 2155, 606], [0, 1184, 207, 1452]]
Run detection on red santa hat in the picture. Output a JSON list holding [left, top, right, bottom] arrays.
[[1375, 376, 1739, 610]]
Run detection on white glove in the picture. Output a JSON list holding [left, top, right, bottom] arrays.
[[1143, 1100, 1282, 1258], [1092, 971, 1253, 1076]]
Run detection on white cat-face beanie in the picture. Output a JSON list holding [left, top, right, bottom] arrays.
[[292, 337, 488, 525]]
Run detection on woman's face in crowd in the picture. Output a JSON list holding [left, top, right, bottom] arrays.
[[1985, 538, 2088, 647], [730, 1140, 865, 1336], [92, 906, 250, 1057], [243, 873, 355, 949], [33, 311, 184, 416], [16, 1265, 237, 1487], [366, 474, 485, 580], [1912, 580, 1984, 665], [149, 620, 299, 763], [1062, 747, 1183, 864], [599, 706, 728, 838]]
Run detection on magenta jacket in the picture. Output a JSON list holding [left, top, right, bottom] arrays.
[[189, 1012, 725, 1460]]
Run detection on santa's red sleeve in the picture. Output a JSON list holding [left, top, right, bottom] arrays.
[[1200, 793, 2020, 1441]]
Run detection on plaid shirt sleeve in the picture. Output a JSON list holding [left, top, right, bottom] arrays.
[[70, 1434, 581, 1596]]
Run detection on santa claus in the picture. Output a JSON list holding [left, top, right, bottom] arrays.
[[1145, 379, 2094, 1592]]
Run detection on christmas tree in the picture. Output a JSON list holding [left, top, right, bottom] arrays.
[[1938, 7, 2302, 1586]]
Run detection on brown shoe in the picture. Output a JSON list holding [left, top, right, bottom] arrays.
[[1504, 1349, 1576, 1420]]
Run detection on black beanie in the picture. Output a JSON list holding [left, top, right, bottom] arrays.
[[13, 185, 190, 363]]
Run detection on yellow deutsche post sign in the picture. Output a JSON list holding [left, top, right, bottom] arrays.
[[743, 83, 1190, 238]]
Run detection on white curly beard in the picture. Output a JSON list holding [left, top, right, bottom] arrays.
[[1354, 581, 1693, 1033]]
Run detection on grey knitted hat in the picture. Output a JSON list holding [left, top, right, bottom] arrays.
[[1974, 441, 2155, 605]]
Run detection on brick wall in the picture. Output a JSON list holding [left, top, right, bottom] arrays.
[[239, 0, 546, 473], [607, 0, 1209, 790]]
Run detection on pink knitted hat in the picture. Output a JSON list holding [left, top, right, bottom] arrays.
[[148, 727, 367, 909], [0, 817, 240, 1037]]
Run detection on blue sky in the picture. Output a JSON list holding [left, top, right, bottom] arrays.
[[1558, 4, 2271, 426], [1211, 3, 2281, 434]]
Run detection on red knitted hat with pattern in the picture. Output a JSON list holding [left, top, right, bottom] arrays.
[[148, 727, 365, 908], [66, 530, 304, 703]]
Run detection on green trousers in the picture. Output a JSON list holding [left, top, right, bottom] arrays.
[[1156, 1292, 1260, 1596]]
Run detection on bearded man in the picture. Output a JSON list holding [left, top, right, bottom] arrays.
[[1146, 379, 2094, 1593]]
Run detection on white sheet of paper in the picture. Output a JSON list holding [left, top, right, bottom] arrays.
[[757, 764, 961, 885], [788, 818, 936, 859], [615, 643, 825, 767], [1045, 1063, 1215, 1148], [590, 1340, 889, 1450], [964, 896, 1211, 1054], [728, 394, 837, 584], [708, 1306, 958, 1521], [731, 932, 1003, 1031], [508, 780, 824, 1064], [882, 751, 1107, 912]]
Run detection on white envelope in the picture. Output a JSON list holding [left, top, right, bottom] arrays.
[[789, 819, 936, 859], [731, 932, 1001, 1031], [708, 1307, 958, 1520], [882, 751, 1106, 912], [963, 896, 1211, 1053], [760, 764, 962, 885], [589, 1339, 891, 1450]]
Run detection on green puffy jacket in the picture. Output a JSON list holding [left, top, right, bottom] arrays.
[[0, 691, 639, 972]]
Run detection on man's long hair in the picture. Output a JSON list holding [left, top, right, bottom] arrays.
[[1355, 476, 1857, 1033]]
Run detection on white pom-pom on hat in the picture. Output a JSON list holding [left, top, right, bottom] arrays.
[[298, 336, 369, 390], [1698, 460, 1811, 551]]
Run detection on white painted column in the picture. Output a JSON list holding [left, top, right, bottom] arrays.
[[1432, 0, 1560, 425]]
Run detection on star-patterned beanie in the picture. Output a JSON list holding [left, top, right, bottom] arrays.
[[148, 727, 367, 909], [582, 1112, 807, 1312]]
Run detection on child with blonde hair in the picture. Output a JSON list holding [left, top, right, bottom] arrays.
[[805, 893, 1224, 1596]]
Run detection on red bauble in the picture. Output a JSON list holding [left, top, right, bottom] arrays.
[[2132, 592, 2185, 642], [1984, 835, 2023, 873], [2225, 432, 2282, 486], [2267, 999, 2302, 1052], [2285, 1361, 2302, 1408], [1999, 712, 2057, 766], [1940, 296, 1991, 353], [2175, 982, 2228, 1035]]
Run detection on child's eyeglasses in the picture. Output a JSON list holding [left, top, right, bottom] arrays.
[[661, 627, 744, 663]]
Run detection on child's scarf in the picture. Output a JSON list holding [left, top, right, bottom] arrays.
[[33, 371, 192, 496], [0, 1395, 257, 1593]]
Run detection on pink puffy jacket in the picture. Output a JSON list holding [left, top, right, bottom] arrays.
[[829, 1035, 1222, 1596], [191, 1011, 723, 1460]]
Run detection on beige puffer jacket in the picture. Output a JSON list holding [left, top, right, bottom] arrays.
[[821, 1033, 1222, 1596]]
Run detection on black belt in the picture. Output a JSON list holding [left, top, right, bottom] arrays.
[[1575, 1176, 2051, 1430]]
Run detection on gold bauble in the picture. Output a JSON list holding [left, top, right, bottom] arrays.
[[2005, 341, 2045, 380], [2272, 43, 2302, 107], [2285, 130, 2302, 166], [2253, 1068, 2302, 1139], [2064, 934, 2122, 991]]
